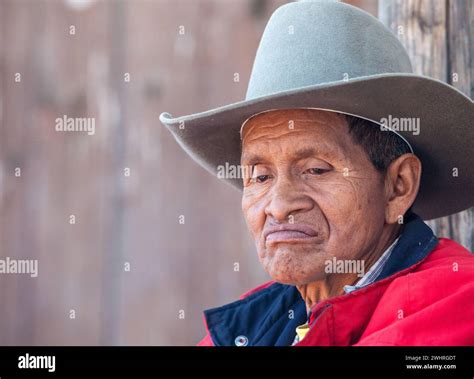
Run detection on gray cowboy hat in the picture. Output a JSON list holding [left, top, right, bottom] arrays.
[[159, 0, 473, 220]]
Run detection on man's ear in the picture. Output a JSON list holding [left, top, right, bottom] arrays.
[[384, 153, 422, 224]]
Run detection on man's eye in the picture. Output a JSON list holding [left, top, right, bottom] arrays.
[[304, 168, 329, 175], [252, 175, 270, 183]]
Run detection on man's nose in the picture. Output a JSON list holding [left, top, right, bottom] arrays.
[[264, 177, 314, 223]]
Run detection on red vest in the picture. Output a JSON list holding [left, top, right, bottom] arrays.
[[198, 238, 474, 346]]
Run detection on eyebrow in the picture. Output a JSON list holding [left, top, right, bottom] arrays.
[[240, 152, 271, 166], [293, 147, 321, 160], [241, 147, 328, 165]]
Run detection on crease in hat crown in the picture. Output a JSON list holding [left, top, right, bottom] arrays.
[[245, 0, 413, 101]]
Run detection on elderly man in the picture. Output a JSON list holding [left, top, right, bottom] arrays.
[[160, 0, 473, 346]]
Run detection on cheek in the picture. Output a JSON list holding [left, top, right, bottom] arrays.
[[242, 194, 267, 242], [317, 178, 386, 253]]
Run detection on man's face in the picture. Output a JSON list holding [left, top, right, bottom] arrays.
[[241, 109, 388, 285]]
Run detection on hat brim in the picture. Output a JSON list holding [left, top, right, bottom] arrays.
[[160, 73, 474, 220]]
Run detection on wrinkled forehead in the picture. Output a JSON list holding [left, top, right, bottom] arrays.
[[240, 108, 346, 142], [239, 109, 352, 164]]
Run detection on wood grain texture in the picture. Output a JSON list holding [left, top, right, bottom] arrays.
[[379, 0, 473, 251], [0, 0, 471, 347], [0, 0, 288, 346]]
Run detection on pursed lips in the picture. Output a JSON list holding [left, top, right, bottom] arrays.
[[263, 224, 319, 243]]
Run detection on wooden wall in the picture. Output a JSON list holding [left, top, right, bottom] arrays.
[[0, 0, 290, 346], [0, 0, 471, 346], [379, 0, 473, 251]]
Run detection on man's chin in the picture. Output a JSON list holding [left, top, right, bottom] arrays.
[[272, 275, 324, 286], [266, 267, 326, 286], [261, 249, 327, 285]]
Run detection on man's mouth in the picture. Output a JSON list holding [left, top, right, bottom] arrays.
[[263, 224, 319, 243]]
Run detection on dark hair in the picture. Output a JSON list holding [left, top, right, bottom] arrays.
[[344, 114, 415, 216], [344, 114, 412, 173]]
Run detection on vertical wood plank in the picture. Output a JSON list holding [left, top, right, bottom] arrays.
[[379, 0, 472, 251], [446, 0, 473, 250]]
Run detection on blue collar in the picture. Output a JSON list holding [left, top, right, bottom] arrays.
[[203, 214, 438, 346]]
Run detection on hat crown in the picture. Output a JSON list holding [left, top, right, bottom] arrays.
[[246, 0, 413, 100]]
